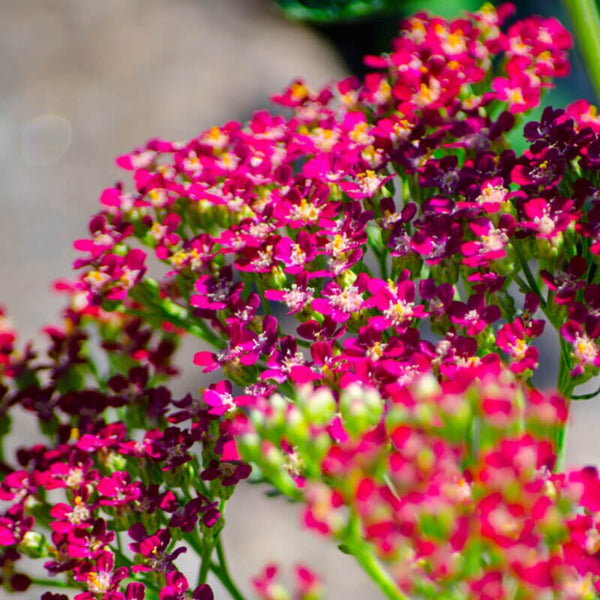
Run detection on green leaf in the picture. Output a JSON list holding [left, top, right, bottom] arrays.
[[55, 366, 85, 394], [274, 0, 482, 22], [275, 0, 395, 22], [337, 543, 352, 554], [0, 414, 10, 437]]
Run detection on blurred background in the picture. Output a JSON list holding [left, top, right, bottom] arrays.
[[1, 0, 599, 598]]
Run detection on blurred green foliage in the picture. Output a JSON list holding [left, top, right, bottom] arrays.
[[275, 0, 482, 22]]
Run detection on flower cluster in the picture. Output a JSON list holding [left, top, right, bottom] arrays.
[[238, 365, 600, 598], [70, 4, 579, 398], [252, 564, 323, 600], [3, 3, 600, 599], [0, 301, 248, 599]]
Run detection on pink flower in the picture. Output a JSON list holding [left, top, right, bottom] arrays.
[[366, 272, 427, 330], [496, 318, 542, 373], [73, 551, 128, 599], [311, 276, 369, 323], [448, 294, 501, 336], [461, 215, 515, 267], [561, 320, 600, 376], [520, 195, 578, 239]]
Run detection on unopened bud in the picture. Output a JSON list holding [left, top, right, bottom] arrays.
[[297, 386, 336, 426], [340, 384, 384, 439], [18, 531, 47, 559]]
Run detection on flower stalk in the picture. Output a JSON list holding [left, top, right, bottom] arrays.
[[563, 0, 600, 102]]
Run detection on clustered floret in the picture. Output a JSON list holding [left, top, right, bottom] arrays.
[[2, 3, 600, 599]]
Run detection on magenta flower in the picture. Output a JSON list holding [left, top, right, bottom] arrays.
[[168, 494, 220, 532], [540, 256, 587, 304], [3, 5, 596, 600], [261, 336, 319, 384], [448, 294, 501, 336], [160, 571, 214, 600], [496, 319, 541, 373], [129, 524, 186, 574], [492, 71, 540, 113], [201, 458, 251, 487], [410, 214, 463, 265], [61, 520, 115, 560], [143, 426, 199, 471], [520, 195, 578, 239], [265, 273, 315, 315], [461, 215, 515, 267], [203, 380, 235, 416], [311, 276, 369, 323], [366, 272, 426, 330], [561, 320, 600, 376], [274, 231, 319, 274], [471, 178, 509, 213], [97, 472, 141, 507], [73, 551, 128, 599], [566, 98, 600, 133], [339, 170, 393, 199], [49, 494, 93, 534], [297, 315, 346, 343]]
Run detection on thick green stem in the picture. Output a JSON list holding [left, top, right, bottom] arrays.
[[211, 539, 246, 600], [29, 578, 74, 589], [350, 541, 407, 600], [184, 526, 214, 587], [563, 0, 600, 103], [555, 337, 575, 471], [211, 563, 246, 600], [198, 540, 214, 587], [344, 522, 407, 600], [573, 384, 600, 399], [514, 249, 545, 308]]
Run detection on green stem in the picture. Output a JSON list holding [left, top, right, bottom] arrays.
[[124, 306, 225, 349], [572, 384, 600, 399], [514, 249, 545, 309], [513, 274, 531, 295], [555, 338, 575, 470], [115, 531, 125, 562], [379, 249, 389, 281], [29, 578, 75, 589], [112, 541, 133, 569], [558, 339, 571, 397], [211, 563, 246, 600], [211, 538, 246, 600], [183, 526, 213, 587], [349, 538, 407, 600], [563, 0, 600, 103], [343, 516, 406, 600], [198, 539, 214, 587]]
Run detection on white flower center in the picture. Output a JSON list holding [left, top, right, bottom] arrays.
[[384, 300, 414, 326], [575, 335, 598, 364], [464, 309, 480, 324], [330, 286, 363, 313], [290, 199, 320, 222], [87, 571, 112, 594], [69, 499, 90, 524], [283, 285, 313, 311], [477, 184, 507, 206], [481, 228, 507, 253], [534, 214, 555, 235]]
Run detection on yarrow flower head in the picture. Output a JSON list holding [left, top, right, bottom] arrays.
[[6, 3, 600, 599]]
